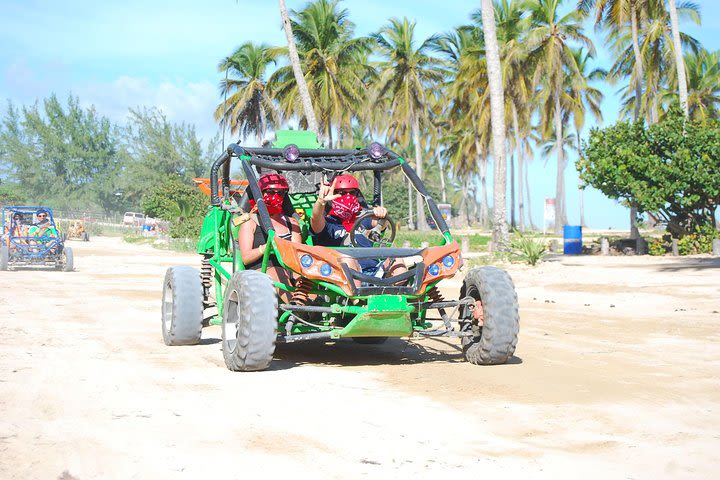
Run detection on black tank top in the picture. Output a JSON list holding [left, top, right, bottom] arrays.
[[245, 215, 292, 270]]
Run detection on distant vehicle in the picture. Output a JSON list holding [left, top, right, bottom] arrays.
[[123, 212, 145, 225], [1, 206, 73, 271]]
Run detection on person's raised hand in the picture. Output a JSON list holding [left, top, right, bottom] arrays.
[[318, 177, 341, 204]]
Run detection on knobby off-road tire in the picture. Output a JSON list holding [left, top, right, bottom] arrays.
[[62, 247, 74, 272], [0, 245, 9, 271], [161, 266, 203, 346], [460, 266, 519, 365], [222, 270, 278, 372]]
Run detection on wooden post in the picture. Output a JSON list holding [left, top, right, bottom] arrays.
[[636, 237, 647, 255], [461, 236, 470, 255], [712, 239, 720, 257], [601, 237, 610, 255], [671, 238, 679, 256]]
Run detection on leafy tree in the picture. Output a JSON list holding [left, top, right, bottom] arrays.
[[0, 95, 121, 212], [142, 175, 208, 239], [119, 107, 213, 208], [579, 106, 720, 237]]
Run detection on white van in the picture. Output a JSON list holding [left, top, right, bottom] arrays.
[[123, 212, 145, 225]]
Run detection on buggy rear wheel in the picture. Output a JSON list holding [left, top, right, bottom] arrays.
[[61, 247, 74, 272], [1, 245, 8, 271], [460, 266, 519, 365], [222, 270, 278, 372], [161, 266, 203, 345]]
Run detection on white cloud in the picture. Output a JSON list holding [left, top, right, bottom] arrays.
[[77, 76, 222, 143]]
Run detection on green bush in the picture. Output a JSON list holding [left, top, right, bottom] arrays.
[[648, 238, 668, 256], [509, 232, 547, 265], [142, 175, 207, 239]]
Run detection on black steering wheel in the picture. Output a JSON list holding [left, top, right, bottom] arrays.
[[349, 210, 397, 247]]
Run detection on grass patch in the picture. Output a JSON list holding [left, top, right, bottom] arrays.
[[394, 229, 490, 250]]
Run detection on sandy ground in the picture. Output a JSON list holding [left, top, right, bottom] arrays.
[[1, 236, 719, 480]]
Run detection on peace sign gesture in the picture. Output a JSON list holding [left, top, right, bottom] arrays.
[[318, 178, 341, 204]]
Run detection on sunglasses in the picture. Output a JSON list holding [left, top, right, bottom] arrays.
[[37, 214, 48, 218], [336, 189, 359, 196], [264, 189, 287, 195]]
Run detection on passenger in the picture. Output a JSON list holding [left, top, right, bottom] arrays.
[[29, 209, 58, 238], [238, 173, 301, 293], [310, 174, 406, 277]]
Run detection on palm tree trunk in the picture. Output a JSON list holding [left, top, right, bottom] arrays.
[[577, 129, 586, 227], [524, 159, 536, 230], [510, 150, 516, 229], [407, 175, 415, 230], [477, 141, 489, 228], [554, 89, 567, 233], [512, 103, 523, 231], [668, 0, 689, 117], [279, 0, 319, 136], [480, 0, 508, 248], [439, 159, 447, 203], [412, 113, 429, 230], [630, 6, 644, 122]]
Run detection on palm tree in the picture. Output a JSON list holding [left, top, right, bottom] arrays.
[[489, 0, 532, 232], [214, 42, 279, 145], [567, 47, 605, 227], [271, 0, 375, 147], [670, 48, 720, 121], [610, 1, 699, 123], [278, 0, 319, 136], [667, 0, 688, 116], [373, 17, 443, 231], [528, 0, 594, 233], [480, 0, 509, 246], [433, 25, 490, 227]]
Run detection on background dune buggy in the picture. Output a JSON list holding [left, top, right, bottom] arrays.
[[1, 206, 73, 271], [161, 131, 519, 371]]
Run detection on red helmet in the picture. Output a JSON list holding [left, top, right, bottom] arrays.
[[258, 173, 289, 191], [333, 174, 359, 190]]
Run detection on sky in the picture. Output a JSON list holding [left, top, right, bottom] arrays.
[[1, 0, 719, 230]]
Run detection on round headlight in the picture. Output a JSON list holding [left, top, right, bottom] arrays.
[[367, 142, 385, 160], [283, 144, 300, 162], [320, 263, 333, 276], [428, 264, 440, 276], [442, 255, 455, 268], [300, 254, 313, 268]]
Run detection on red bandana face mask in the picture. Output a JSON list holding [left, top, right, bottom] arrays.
[[249, 193, 285, 215], [330, 194, 361, 231], [262, 193, 285, 215]]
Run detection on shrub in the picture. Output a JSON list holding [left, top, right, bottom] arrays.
[[510, 232, 547, 266]]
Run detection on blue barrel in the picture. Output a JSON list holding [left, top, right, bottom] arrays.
[[563, 225, 582, 255]]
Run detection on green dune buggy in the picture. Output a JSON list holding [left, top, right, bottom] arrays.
[[161, 131, 519, 371]]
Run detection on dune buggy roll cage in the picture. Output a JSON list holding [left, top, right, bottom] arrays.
[[208, 143, 451, 240]]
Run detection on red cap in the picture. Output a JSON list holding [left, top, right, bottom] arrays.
[[258, 173, 289, 191]]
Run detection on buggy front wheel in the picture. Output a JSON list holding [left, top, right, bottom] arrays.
[[1, 245, 9, 271], [222, 270, 278, 372], [460, 266, 519, 365], [161, 266, 203, 345], [61, 247, 74, 272]]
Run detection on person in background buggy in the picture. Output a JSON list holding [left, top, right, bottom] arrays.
[[28, 208, 58, 238], [310, 174, 406, 277]]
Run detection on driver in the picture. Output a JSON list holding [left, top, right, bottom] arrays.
[[310, 175, 404, 277]]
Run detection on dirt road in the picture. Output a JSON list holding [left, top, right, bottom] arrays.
[[1, 236, 719, 479]]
